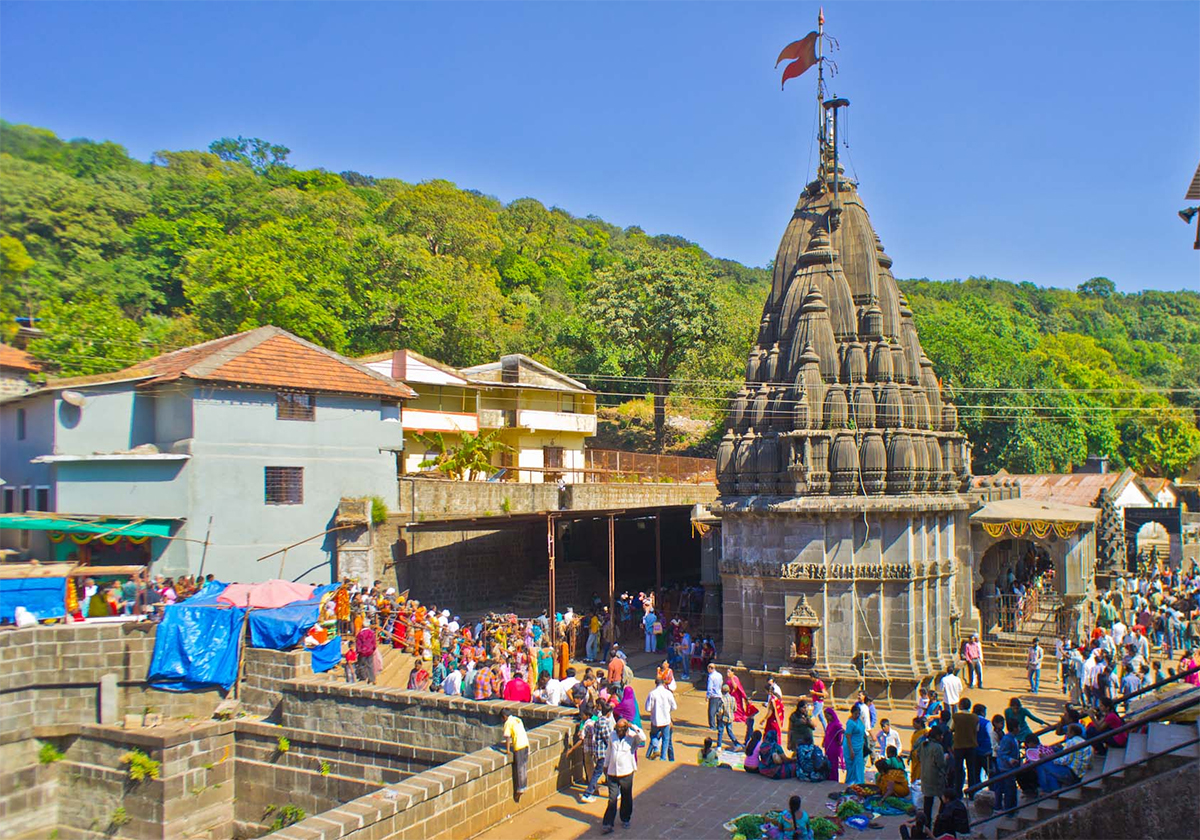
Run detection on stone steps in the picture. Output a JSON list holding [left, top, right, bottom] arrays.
[[989, 719, 1200, 839]]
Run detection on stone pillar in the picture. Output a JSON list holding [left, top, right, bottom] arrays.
[[700, 527, 723, 637], [99, 673, 118, 725]]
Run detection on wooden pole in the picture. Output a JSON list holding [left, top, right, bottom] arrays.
[[197, 516, 214, 579], [547, 514, 556, 649]]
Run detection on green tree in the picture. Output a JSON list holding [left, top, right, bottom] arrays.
[[381, 180, 503, 262], [183, 218, 355, 350], [208, 136, 291, 173], [415, 431, 511, 480], [586, 244, 718, 449], [27, 293, 148, 376]]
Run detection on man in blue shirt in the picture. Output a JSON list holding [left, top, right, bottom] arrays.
[[705, 663, 724, 730]]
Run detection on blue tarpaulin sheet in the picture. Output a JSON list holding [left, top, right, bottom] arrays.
[[0, 577, 67, 622], [148, 600, 246, 692], [147, 581, 340, 691], [310, 635, 342, 673], [247, 584, 338, 649]]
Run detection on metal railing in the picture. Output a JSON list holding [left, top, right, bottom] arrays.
[[1030, 664, 1200, 740], [970, 731, 1200, 829], [965, 673, 1200, 804], [582, 449, 715, 485]]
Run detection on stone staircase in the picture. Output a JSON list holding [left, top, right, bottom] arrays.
[[982, 717, 1200, 839], [507, 562, 589, 616]]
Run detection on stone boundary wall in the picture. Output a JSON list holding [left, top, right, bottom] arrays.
[[1, 737, 59, 839], [0, 623, 225, 745], [263, 715, 579, 840], [0, 624, 327, 744], [55, 721, 237, 840], [235, 720, 459, 786], [278, 678, 578, 752], [240, 647, 310, 718], [1007, 758, 1199, 840]]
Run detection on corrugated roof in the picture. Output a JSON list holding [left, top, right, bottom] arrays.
[[970, 498, 1099, 525], [0, 344, 40, 373], [979, 469, 1140, 508], [45, 327, 416, 400]]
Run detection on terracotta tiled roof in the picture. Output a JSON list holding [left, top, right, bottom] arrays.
[[50, 327, 415, 399], [0, 344, 40, 373], [1142, 477, 1174, 496], [977, 469, 1145, 508]]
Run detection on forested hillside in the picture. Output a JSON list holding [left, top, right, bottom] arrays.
[[1, 122, 1197, 476]]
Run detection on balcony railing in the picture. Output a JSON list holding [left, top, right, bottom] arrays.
[[582, 449, 715, 485]]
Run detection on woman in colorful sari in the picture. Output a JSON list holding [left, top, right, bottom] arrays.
[[755, 729, 796, 779], [615, 685, 642, 727], [843, 703, 868, 785], [407, 657, 431, 691], [726, 673, 760, 744], [874, 746, 909, 797], [764, 691, 786, 743], [823, 707, 845, 781]]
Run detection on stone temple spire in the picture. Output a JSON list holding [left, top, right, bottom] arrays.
[[716, 120, 971, 498]]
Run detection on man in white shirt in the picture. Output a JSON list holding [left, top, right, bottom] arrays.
[[1111, 619, 1127, 649], [875, 718, 903, 758], [601, 718, 646, 834], [558, 668, 579, 705], [442, 665, 465, 696], [645, 677, 678, 761], [705, 664, 724, 730], [543, 676, 564, 707], [939, 666, 964, 709]]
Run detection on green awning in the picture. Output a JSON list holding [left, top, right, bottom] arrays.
[[0, 515, 176, 539]]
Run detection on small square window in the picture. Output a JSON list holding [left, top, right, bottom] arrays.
[[35, 487, 50, 512], [21, 486, 32, 513], [2, 487, 15, 513], [264, 467, 304, 505], [276, 392, 315, 421]]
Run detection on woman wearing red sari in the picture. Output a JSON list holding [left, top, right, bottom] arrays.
[[764, 691, 786, 743], [726, 673, 760, 744]]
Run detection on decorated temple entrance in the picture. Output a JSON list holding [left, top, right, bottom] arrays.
[[969, 499, 1099, 641]]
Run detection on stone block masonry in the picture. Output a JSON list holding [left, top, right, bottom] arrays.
[[278, 678, 578, 753], [261, 714, 579, 840], [1, 623, 586, 840]]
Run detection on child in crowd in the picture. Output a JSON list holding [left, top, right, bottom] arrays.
[[343, 639, 358, 683]]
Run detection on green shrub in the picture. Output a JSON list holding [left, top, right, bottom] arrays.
[[109, 806, 130, 828], [319, 760, 331, 776], [369, 495, 388, 525], [120, 749, 160, 782], [38, 742, 65, 764], [276, 736, 290, 753], [267, 804, 306, 830]]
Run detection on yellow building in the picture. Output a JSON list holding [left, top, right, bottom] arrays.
[[359, 350, 596, 482]]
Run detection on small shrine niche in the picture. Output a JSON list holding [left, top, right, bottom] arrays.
[[786, 595, 820, 666]]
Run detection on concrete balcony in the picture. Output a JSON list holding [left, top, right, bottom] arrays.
[[515, 409, 597, 434], [402, 408, 479, 434], [477, 408, 514, 429]]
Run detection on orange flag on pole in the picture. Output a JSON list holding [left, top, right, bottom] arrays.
[[777, 31, 819, 89]]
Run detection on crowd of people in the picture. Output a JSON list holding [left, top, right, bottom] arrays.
[[67, 571, 217, 620], [313, 564, 1200, 838]]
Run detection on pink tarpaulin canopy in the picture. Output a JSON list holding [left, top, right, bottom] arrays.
[[217, 580, 315, 610]]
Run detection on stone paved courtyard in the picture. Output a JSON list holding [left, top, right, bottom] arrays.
[[462, 650, 1066, 840]]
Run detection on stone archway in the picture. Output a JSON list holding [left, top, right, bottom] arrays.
[[1124, 506, 1182, 571]]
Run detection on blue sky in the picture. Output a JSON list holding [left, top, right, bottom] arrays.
[[1, 1, 1197, 292]]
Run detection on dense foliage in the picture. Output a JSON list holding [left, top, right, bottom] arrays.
[[1, 122, 1196, 475]]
